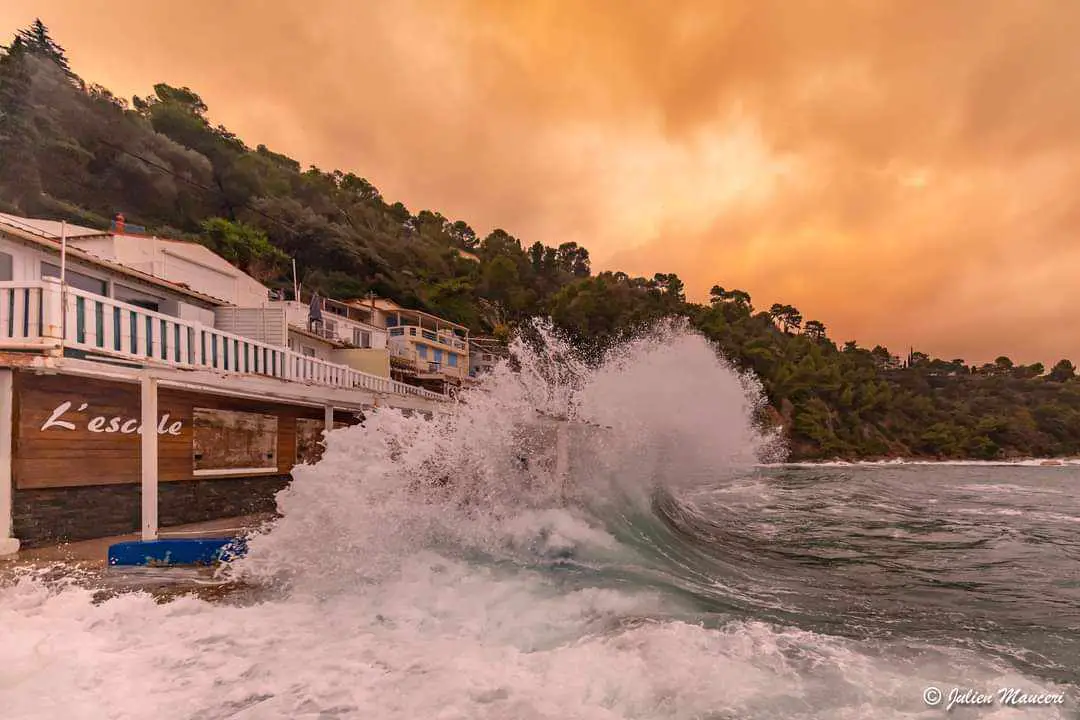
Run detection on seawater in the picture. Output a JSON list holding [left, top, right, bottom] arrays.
[[1, 324, 1077, 719]]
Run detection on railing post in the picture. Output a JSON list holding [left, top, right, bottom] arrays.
[[140, 372, 159, 541], [0, 368, 18, 555], [40, 277, 64, 353]]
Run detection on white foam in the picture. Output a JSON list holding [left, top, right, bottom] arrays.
[[0, 323, 1071, 718]]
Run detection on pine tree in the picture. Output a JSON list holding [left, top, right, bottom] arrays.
[[14, 19, 72, 75]]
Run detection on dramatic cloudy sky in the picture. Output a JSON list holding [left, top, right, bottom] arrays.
[[3, 1, 1079, 364]]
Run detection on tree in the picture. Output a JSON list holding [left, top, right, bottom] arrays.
[[198, 218, 288, 281], [652, 273, 686, 302], [556, 242, 590, 277], [1049, 359, 1076, 382], [14, 19, 72, 76], [909, 351, 930, 368], [134, 83, 209, 117], [769, 304, 802, 333], [1012, 362, 1044, 380], [710, 285, 752, 312], [804, 320, 827, 341], [448, 220, 477, 249]]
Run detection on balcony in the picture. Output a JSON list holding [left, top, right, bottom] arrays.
[[388, 341, 467, 380], [0, 280, 448, 402], [278, 300, 384, 349], [386, 325, 468, 351]]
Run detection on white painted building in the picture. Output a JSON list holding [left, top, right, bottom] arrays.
[[0, 214, 223, 324], [0, 213, 444, 402], [66, 231, 270, 308]]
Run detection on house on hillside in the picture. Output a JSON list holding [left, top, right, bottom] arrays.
[[469, 337, 508, 378], [276, 293, 389, 379], [349, 297, 470, 393]]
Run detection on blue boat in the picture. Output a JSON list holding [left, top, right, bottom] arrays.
[[107, 537, 248, 566]]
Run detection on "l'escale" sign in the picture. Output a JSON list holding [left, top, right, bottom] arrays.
[[39, 401, 184, 435]]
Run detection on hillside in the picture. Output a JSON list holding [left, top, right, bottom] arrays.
[[3, 20, 1080, 461]]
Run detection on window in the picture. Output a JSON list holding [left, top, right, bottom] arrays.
[[448, 353, 458, 367], [41, 262, 107, 296], [114, 284, 163, 313], [324, 319, 337, 335], [353, 329, 371, 348], [302, 346, 316, 357], [0, 251, 12, 281], [417, 344, 428, 360]]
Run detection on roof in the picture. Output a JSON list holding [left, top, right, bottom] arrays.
[[0, 215, 232, 307], [349, 297, 469, 333], [470, 337, 509, 355], [0, 213, 108, 240]]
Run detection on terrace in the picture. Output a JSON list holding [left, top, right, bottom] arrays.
[[0, 278, 448, 403]]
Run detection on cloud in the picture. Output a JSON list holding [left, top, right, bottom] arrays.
[[2, 0, 1079, 363]]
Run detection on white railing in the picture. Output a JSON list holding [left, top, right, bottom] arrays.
[[387, 324, 468, 351], [0, 281, 55, 348], [0, 279, 447, 402]]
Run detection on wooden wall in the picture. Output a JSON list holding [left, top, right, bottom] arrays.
[[12, 372, 362, 489]]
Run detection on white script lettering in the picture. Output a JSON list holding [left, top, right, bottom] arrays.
[[39, 401, 183, 436]]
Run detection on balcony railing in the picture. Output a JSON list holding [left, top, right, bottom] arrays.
[[0, 280, 448, 403], [386, 324, 467, 350], [388, 340, 466, 379]]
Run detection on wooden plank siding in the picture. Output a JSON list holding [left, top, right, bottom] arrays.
[[12, 371, 363, 489]]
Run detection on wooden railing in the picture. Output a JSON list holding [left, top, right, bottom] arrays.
[[0, 280, 447, 402]]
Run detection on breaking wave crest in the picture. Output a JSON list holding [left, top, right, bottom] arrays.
[[231, 320, 783, 593]]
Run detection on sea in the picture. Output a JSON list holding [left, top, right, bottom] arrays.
[[1, 325, 1077, 719]]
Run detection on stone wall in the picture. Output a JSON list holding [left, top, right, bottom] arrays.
[[12, 475, 291, 548]]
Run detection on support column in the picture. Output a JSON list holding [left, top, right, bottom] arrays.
[[324, 405, 334, 433], [141, 373, 159, 541], [0, 369, 18, 555]]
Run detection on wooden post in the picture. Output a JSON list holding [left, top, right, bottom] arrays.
[[140, 372, 159, 541], [0, 369, 18, 555], [324, 405, 334, 433]]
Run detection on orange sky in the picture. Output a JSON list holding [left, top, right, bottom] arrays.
[[3, 1, 1079, 364]]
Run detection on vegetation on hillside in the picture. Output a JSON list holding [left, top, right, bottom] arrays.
[[3, 20, 1080, 461]]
